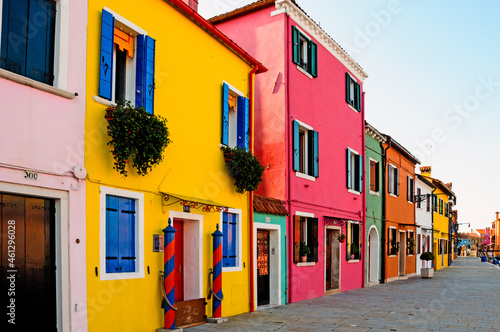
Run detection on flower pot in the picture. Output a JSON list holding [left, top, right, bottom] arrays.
[[224, 152, 233, 162], [351, 254, 355, 260], [300, 256, 307, 262], [338, 237, 346, 243], [421, 268, 434, 278]]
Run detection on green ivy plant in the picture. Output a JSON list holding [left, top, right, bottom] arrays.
[[105, 101, 171, 176], [221, 146, 265, 194]]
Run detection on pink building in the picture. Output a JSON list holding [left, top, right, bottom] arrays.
[[0, 1, 87, 330], [211, 0, 368, 303]]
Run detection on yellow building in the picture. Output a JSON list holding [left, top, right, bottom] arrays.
[[84, 0, 265, 330], [420, 167, 456, 271]]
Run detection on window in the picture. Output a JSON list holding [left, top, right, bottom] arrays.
[[407, 231, 415, 255], [416, 188, 421, 209], [407, 176, 414, 203], [221, 82, 249, 150], [100, 186, 144, 280], [426, 194, 430, 212], [293, 215, 318, 263], [432, 194, 437, 212], [293, 120, 319, 178], [345, 73, 361, 111], [347, 148, 363, 193], [346, 222, 361, 261], [445, 202, 448, 217], [417, 234, 421, 255], [1, 0, 56, 85], [222, 212, 238, 268], [292, 26, 317, 77], [439, 198, 443, 215], [369, 159, 380, 193], [99, 9, 155, 113], [388, 227, 398, 255], [388, 164, 399, 196]]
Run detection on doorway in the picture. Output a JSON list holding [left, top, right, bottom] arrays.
[[368, 227, 379, 284], [1, 194, 56, 331], [257, 230, 270, 306], [399, 231, 406, 276], [325, 228, 340, 292], [174, 219, 184, 302]]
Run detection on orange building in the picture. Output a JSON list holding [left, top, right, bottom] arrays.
[[493, 212, 500, 253], [383, 136, 420, 282]]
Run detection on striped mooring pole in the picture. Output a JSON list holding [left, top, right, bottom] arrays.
[[163, 218, 177, 329], [212, 223, 223, 318]]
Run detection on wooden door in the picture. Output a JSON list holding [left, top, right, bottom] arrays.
[[257, 230, 270, 306], [1, 194, 56, 331], [174, 220, 184, 302], [325, 229, 340, 291]]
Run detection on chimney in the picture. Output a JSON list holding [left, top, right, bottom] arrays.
[[496, 212, 499, 220], [420, 166, 431, 177], [182, 0, 198, 12], [445, 182, 452, 189]]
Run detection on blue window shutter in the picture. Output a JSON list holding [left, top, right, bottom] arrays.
[[118, 198, 135, 272], [309, 40, 318, 77], [358, 154, 363, 193], [136, 35, 155, 113], [221, 83, 229, 145], [292, 26, 300, 65], [136, 35, 145, 108], [222, 212, 229, 266], [346, 148, 352, 189], [228, 214, 237, 267], [106, 195, 119, 273], [293, 120, 300, 172], [313, 130, 319, 177], [345, 73, 351, 104], [237, 96, 250, 151], [1, 0, 29, 77], [99, 9, 114, 100]]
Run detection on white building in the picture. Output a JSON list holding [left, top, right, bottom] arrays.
[[415, 174, 435, 275]]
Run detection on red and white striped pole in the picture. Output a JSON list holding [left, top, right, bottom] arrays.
[[212, 223, 223, 318], [163, 218, 177, 329]]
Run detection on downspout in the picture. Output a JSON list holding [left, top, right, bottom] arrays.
[[249, 64, 259, 313], [381, 137, 391, 284], [431, 187, 436, 268], [361, 92, 366, 288], [285, 6, 292, 305]]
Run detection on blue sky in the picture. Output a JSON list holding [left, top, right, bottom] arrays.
[[199, 0, 500, 232]]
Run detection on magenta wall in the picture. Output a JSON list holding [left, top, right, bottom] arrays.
[[215, 5, 365, 303]]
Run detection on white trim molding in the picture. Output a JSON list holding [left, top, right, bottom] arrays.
[[275, 0, 368, 82], [220, 208, 243, 272]]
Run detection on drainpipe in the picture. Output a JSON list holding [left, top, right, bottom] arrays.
[[285, 6, 292, 305], [381, 137, 391, 284], [431, 187, 436, 268], [249, 64, 259, 313], [361, 92, 366, 288]]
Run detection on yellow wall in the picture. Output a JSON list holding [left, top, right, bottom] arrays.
[[85, 1, 255, 330], [432, 189, 450, 271]]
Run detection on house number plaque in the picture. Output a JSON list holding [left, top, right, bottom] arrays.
[[23, 170, 38, 181]]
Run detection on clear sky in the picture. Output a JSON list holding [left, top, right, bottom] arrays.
[[199, 0, 500, 233]]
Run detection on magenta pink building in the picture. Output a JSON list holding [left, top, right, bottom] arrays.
[[211, 0, 368, 303]]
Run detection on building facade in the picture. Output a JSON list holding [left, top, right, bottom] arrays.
[[415, 174, 435, 276], [84, 0, 264, 330], [382, 137, 419, 282], [211, 0, 368, 303]]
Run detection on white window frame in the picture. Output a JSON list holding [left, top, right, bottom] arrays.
[[407, 175, 414, 204], [348, 147, 362, 194], [294, 119, 316, 182], [223, 81, 244, 148], [220, 207, 243, 272], [388, 163, 399, 197], [99, 186, 145, 280]]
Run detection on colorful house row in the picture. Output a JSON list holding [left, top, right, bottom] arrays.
[[0, 0, 461, 331]]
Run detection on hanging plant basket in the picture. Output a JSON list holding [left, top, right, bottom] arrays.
[[221, 146, 265, 194], [105, 101, 171, 176], [338, 233, 346, 243]]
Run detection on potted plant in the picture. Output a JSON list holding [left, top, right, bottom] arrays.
[[350, 243, 359, 260], [407, 237, 415, 255], [420, 251, 435, 278], [105, 102, 171, 176], [390, 242, 399, 255], [338, 233, 346, 243], [299, 242, 310, 262], [220, 146, 265, 194]]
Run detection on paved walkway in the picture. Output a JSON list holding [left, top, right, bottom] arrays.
[[191, 257, 500, 331]]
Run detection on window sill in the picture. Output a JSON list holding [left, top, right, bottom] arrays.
[[0, 68, 76, 99], [369, 190, 380, 196], [296, 65, 313, 79], [389, 193, 398, 198], [347, 259, 360, 264], [94, 95, 113, 106], [407, 201, 414, 205], [295, 172, 316, 182], [222, 266, 242, 273], [347, 103, 360, 113], [296, 262, 315, 267], [348, 189, 361, 196]]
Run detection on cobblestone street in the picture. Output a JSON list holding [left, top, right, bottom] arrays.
[[191, 257, 500, 331]]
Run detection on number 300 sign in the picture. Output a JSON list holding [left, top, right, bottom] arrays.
[[23, 171, 38, 181]]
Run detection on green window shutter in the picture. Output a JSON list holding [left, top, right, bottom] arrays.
[[293, 120, 300, 172], [396, 167, 400, 196], [345, 73, 351, 104], [309, 40, 318, 77], [358, 154, 363, 193], [313, 131, 319, 177], [354, 82, 361, 111], [292, 26, 300, 65], [346, 148, 352, 189]]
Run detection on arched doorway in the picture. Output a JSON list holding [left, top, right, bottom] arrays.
[[368, 226, 380, 284]]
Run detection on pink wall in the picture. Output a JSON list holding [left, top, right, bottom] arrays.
[[0, 0, 88, 330], [215, 5, 365, 303]]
